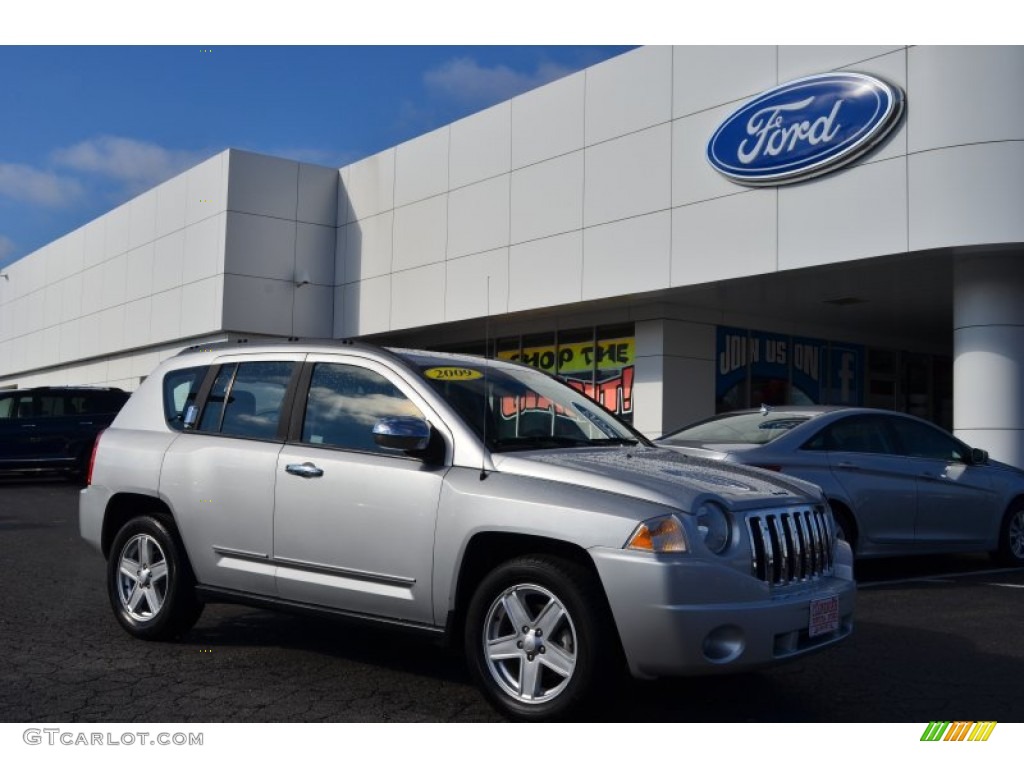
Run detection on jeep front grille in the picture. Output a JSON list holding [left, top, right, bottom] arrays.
[[746, 506, 834, 585]]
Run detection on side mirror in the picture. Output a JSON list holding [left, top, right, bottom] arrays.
[[970, 447, 989, 466], [372, 417, 431, 452]]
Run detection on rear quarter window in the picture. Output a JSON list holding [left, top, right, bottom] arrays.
[[163, 367, 209, 430]]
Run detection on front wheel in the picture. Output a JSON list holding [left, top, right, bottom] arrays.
[[464, 555, 614, 721], [997, 501, 1024, 566], [107, 515, 203, 640]]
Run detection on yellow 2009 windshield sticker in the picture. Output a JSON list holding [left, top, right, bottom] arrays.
[[424, 366, 483, 381]]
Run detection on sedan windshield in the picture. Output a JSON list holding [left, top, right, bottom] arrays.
[[661, 412, 813, 445], [399, 352, 645, 452]]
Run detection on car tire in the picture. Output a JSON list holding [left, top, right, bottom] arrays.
[[464, 555, 614, 721], [107, 515, 203, 640], [996, 500, 1024, 566]]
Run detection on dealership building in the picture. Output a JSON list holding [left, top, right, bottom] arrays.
[[1, 45, 1022, 467]]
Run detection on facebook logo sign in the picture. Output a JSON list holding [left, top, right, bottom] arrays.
[[828, 347, 862, 405]]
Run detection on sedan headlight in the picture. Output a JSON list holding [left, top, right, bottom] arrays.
[[695, 501, 730, 554], [625, 515, 688, 553]]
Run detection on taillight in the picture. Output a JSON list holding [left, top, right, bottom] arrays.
[[86, 429, 105, 486]]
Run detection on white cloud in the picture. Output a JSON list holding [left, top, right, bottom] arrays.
[[52, 136, 208, 191], [0, 163, 83, 206], [0, 234, 16, 261], [423, 57, 574, 108]]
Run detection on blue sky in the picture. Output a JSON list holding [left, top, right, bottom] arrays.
[[0, 45, 634, 268]]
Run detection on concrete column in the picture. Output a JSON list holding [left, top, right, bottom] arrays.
[[953, 251, 1024, 468], [633, 319, 716, 438]]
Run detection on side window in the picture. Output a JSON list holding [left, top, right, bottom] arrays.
[[888, 416, 967, 462], [818, 416, 895, 455], [14, 395, 36, 419], [301, 363, 424, 454], [198, 366, 234, 432], [198, 361, 294, 439], [163, 367, 209, 430], [802, 429, 828, 451], [77, 390, 128, 415], [197, 362, 292, 438], [0, 394, 14, 419], [223, 362, 294, 438], [37, 395, 66, 417]]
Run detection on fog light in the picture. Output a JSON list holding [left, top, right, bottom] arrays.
[[702, 625, 745, 663]]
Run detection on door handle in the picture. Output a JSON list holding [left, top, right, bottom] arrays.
[[836, 461, 859, 470], [285, 462, 324, 479]]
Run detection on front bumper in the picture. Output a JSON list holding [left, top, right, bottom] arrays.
[[591, 546, 855, 679]]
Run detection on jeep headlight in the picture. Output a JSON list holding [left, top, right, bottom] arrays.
[[695, 501, 730, 554], [625, 514, 688, 553]]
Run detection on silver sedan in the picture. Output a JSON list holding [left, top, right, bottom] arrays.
[[657, 406, 1024, 564]]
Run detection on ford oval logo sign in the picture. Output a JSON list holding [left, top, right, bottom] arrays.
[[707, 72, 904, 186]]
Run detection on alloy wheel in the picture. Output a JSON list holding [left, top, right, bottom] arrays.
[[1010, 509, 1024, 561], [481, 583, 578, 705], [116, 533, 169, 621]]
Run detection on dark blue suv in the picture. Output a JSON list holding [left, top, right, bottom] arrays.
[[0, 387, 129, 476]]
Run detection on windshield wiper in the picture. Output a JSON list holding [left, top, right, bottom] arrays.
[[489, 436, 642, 452], [490, 436, 593, 452]]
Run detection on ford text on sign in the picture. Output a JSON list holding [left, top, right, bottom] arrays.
[[707, 72, 904, 186]]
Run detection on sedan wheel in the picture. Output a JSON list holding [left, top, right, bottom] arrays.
[[1000, 503, 1024, 565]]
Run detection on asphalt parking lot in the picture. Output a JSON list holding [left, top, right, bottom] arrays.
[[2, 477, 1023, 723]]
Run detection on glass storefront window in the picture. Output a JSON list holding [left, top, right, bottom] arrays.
[[492, 326, 635, 424], [716, 324, 951, 430], [593, 325, 634, 423], [516, 333, 557, 373]]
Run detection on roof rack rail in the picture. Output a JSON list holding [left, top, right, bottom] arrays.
[[176, 337, 368, 357]]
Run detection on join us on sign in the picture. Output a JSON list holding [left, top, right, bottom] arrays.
[[719, 334, 822, 382]]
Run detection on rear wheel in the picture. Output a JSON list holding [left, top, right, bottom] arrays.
[[464, 555, 614, 721], [107, 515, 203, 640], [996, 500, 1024, 566]]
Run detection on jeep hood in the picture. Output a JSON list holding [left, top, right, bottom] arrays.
[[490, 445, 822, 513]]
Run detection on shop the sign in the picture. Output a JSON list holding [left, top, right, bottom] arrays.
[[499, 337, 635, 418], [707, 72, 904, 185]]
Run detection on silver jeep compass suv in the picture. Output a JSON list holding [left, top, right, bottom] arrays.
[[80, 340, 855, 720]]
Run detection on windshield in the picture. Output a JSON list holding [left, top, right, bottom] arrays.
[[399, 352, 646, 452], [660, 411, 812, 446]]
